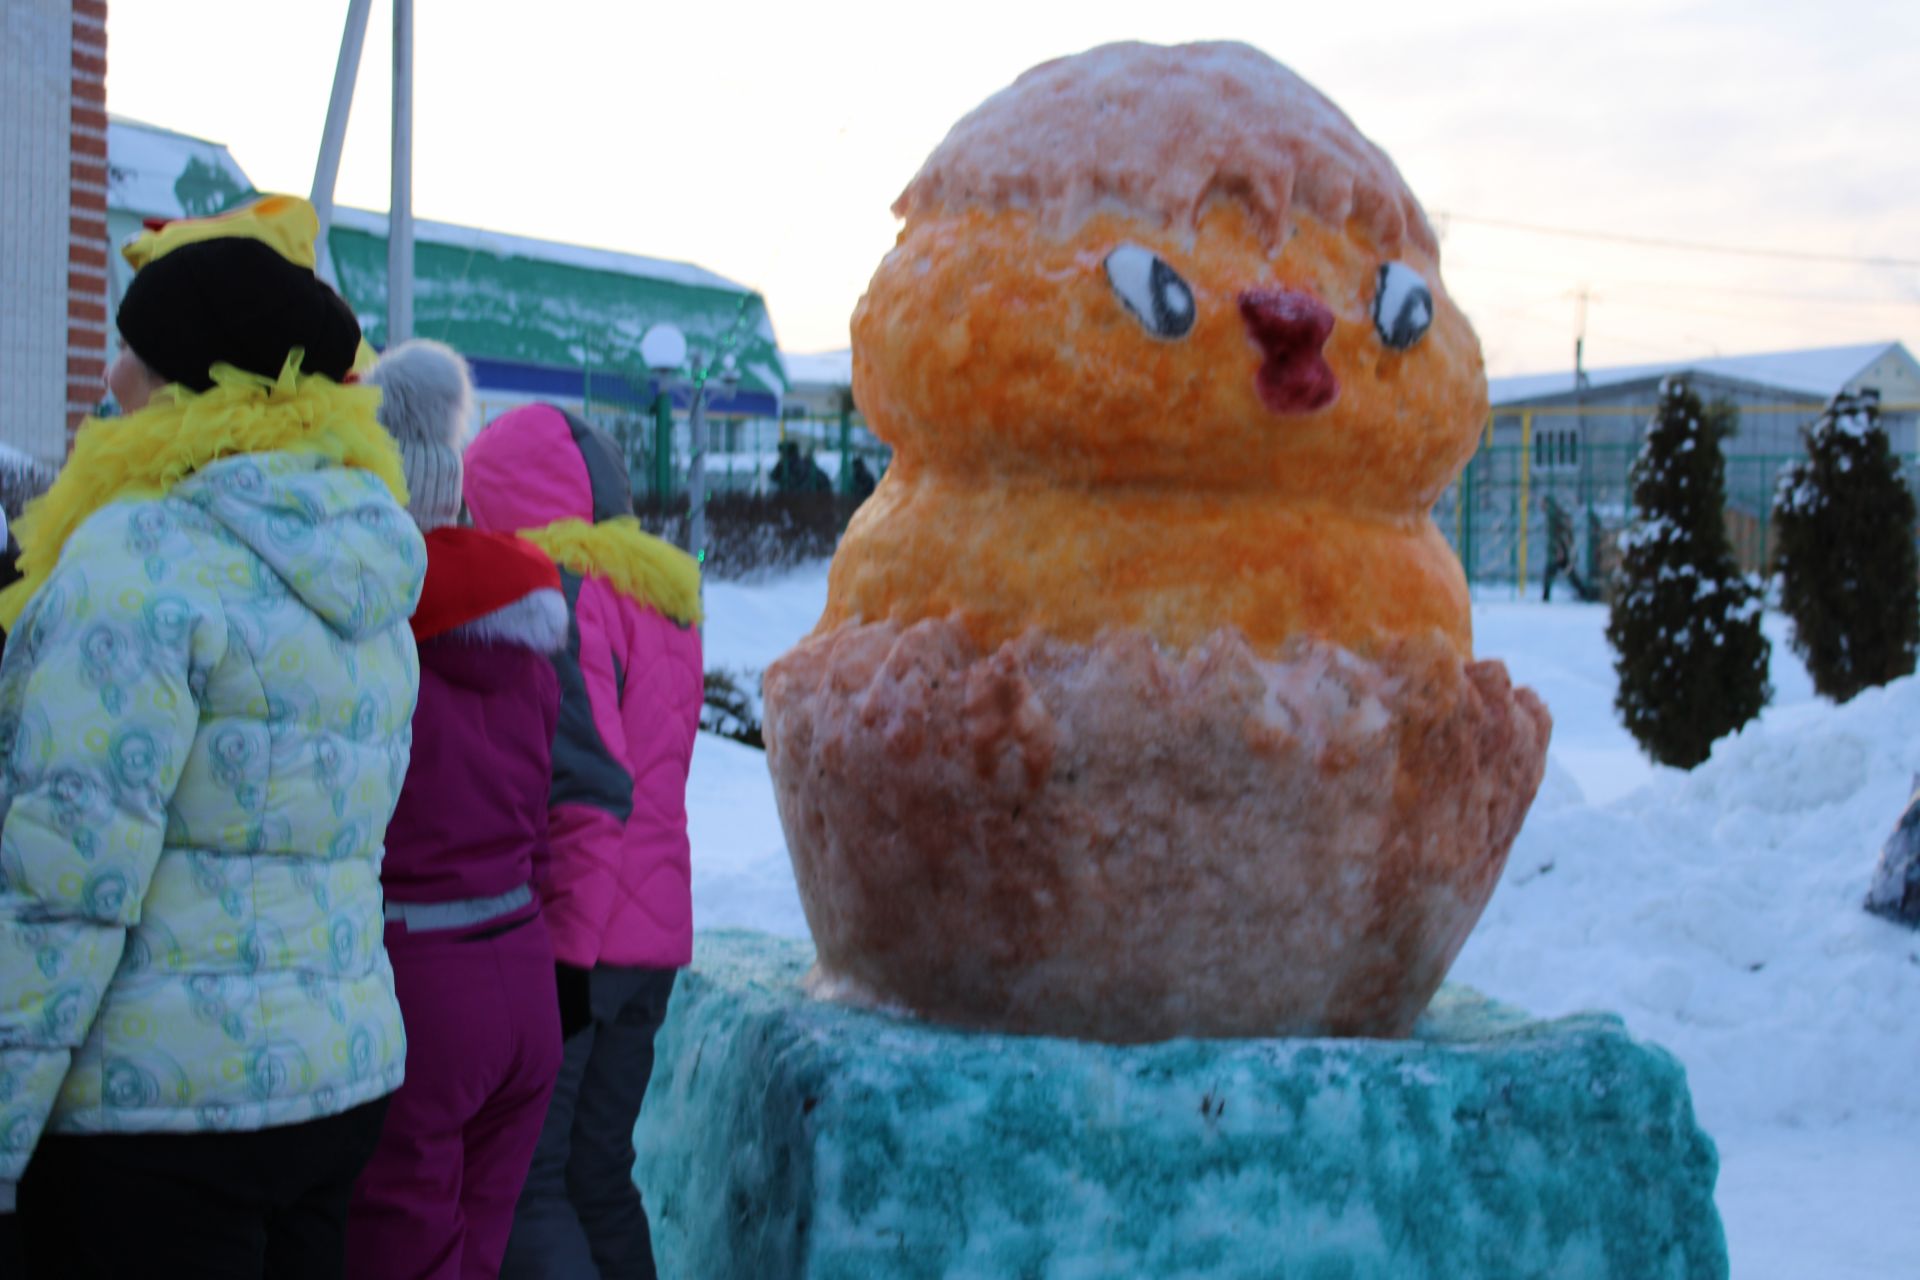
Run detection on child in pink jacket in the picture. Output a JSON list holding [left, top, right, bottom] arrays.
[[463, 404, 703, 1280]]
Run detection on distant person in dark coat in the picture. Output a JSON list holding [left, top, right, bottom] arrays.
[[771, 439, 832, 494], [1541, 495, 1597, 603]]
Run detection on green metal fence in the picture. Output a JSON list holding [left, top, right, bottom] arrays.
[[475, 392, 893, 503], [691, 415, 893, 498], [478, 386, 1920, 588], [1439, 440, 1920, 597]]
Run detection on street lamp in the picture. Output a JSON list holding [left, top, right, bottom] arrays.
[[641, 323, 687, 512], [641, 300, 756, 570], [640, 322, 687, 374]]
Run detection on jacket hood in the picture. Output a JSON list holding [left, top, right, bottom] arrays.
[[413, 526, 567, 650], [463, 403, 632, 534], [173, 451, 426, 640]]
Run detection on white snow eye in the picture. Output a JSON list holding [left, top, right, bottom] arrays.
[[1104, 245, 1195, 340], [1372, 262, 1433, 350]]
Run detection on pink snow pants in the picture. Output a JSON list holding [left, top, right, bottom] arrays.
[[347, 912, 563, 1280]]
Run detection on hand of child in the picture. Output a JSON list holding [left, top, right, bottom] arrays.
[[555, 962, 592, 1041]]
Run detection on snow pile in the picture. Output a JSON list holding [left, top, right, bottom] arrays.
[[1452, 676, 1920, 1135], [699, 561, 831, 716], [688, 562, 831, 941]]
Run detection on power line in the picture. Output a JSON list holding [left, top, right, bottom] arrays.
[[1605, 282, 1920, 310], [1574, 293, 1881, 333], [1433, 212, 1920, 270], [1446, 259, 1920, 309]]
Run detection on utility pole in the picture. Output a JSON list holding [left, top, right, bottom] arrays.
[[311, 0, 372, 288], [388, 0, 415, 344], [1573, 285, 1594, 589], [1573, 285, 1590, 391]]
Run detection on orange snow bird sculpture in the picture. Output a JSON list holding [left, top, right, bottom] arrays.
[[764, 41, 1551, 1042]]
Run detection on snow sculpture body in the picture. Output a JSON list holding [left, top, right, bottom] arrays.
[[764, 41, 1551, 1041]]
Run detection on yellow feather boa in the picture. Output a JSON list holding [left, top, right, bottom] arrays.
[[0, 353, 408, 630], [519, 517, 703, 627]]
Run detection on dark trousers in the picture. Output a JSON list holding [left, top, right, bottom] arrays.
[[502, 966, 678, 1280], [17, 1096, 390, 1279]]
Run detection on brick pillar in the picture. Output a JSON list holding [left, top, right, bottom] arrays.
[[66, 0, 109, 448], [0, 0, 73, 465]]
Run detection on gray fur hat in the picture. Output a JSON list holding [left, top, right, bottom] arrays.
[[367, 339, 473, 530]]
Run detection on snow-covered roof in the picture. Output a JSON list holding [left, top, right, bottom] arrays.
[[106, 116, 254, 221], [105, 116, 786, 400], [325, 216, 787, 398], [1489, 342, 1911, 406], [783, 349, 853, 388], [326, 207, 759, 301], [107, 118, 757, 302]]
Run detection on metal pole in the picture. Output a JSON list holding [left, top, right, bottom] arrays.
[[652, 388, 674, 504], [688, 382, 708, 565], [1517, 409, 1534, 599], [312, 0, 373, 287], [837, 394, 852, 495], [1461, 447, 1477, 587], [387, 0, 415, 344]]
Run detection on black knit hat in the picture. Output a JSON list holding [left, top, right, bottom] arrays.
[[115, 237, 362, 392]]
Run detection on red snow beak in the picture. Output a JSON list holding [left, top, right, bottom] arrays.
[[1240, 288, 1339, 415]]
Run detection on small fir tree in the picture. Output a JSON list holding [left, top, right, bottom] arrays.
[[1607, 377, 1771, 768], [1772, 390, 1918, 703]]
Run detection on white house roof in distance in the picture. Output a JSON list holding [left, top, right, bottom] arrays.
[[782, 349, 853, 389], [1489, 341, 1915, 406], [107, 116, 255, 221]]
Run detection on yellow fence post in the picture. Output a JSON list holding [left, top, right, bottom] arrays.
[[1516, 410, 1534, 599]]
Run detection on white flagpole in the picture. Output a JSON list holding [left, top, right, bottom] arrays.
[[311, 0, 372, 288], [388, 0, 415, 344]]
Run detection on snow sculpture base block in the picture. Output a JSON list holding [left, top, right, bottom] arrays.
[[635, 932, 1728, 1280]]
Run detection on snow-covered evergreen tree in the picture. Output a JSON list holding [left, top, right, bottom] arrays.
[[1607, 377, 1770, 769], [1772, 389, 1918, 704]]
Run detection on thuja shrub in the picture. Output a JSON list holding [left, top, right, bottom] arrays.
[[1772, 390, 1918, 703], [1607, 378, 1770, 768]]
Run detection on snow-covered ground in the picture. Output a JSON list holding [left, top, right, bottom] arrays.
[[690, 565, 1920, 1278]]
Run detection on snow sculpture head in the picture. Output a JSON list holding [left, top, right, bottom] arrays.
[[765, 42, 1549, 1043], [839, 41, 1490, 659], [859, 40, 1485, 514]]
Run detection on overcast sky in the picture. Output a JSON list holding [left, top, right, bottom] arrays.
[[108, 0, 1919, 376]]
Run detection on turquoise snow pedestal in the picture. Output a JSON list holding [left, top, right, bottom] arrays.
[[634, 932, 1727, 1280]]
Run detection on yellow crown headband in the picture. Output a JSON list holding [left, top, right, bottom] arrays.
[[122, 192, 321, 272]]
